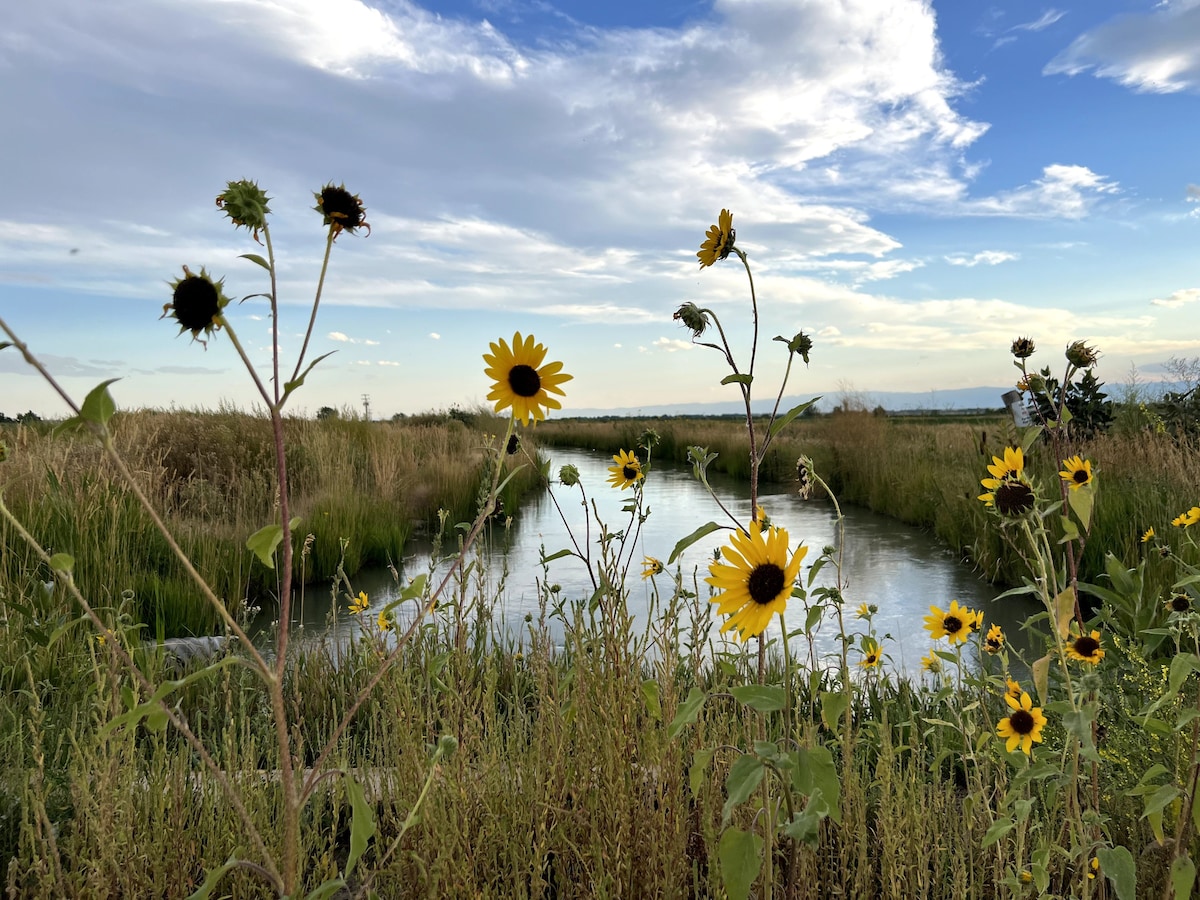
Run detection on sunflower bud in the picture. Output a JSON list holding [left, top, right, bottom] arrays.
[[638, 428, 660, 451], [559, 464, 580, 486], [216, 180, 271, 236], [1010, 336, 1036, 359], [163, 266, 232, 345], [777, 331, 814, 363], [1065, 340, 1099, 368], [673, 302, 709, 337], [314, 183, 370, 237]]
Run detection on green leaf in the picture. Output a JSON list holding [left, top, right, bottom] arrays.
[[668, 521, 723, 564], [821, 691, 849, 734], [186, 854, 243, 900], [689, 747, 714, 796], [1031, 654, 1050, 704], [0, 342, 10, 351], [1067, 485, 1095, 532], [1059, 516, 1080, 544], [80, 378, 120, 426], [1096, 846, 1136, 900], [48, 553, 74, 574], [1062, 707, 1101, 763], [302, 879, 348, 900], [793, 745, 841, 823], [540, 548, 575, 564], [101, 656, 239, 737], [1172, 854, 1196, 900], [641, 679, 661, 721], [1052, 588, 1075, 640], [668, 687, 707, 739], [981, 816, 1014, 848], [730, 684, 786, 713], [238, 253, 270, 271], [767, 396, 821, 442], [782, 789, 827, 845], [718, 827, 763, 900], [720, 373, 753, 387], [722, 754, 765, 824], [246, 523, 284, 568], [344, 771, 376, 879], [281, 351, 337, 404]]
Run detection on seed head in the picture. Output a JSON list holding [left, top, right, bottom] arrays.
[[215, 180, 271, 238], [673, 302, 710, 337], [1011, 336, 1036, 359], [314, 183, 370, 237], [1065, 340, 1099, 368]]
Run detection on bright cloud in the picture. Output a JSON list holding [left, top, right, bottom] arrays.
[[652, 338, 694, 353], [944, 250, 1019, 267], [1151, 288, 1200, 308]]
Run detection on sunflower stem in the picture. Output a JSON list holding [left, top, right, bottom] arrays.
[[290, 226, 337, 388]]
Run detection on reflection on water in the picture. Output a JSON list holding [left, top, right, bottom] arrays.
[[268, 447, 1038, 676]]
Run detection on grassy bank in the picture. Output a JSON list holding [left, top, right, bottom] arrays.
[[0, 410, 541, 637]]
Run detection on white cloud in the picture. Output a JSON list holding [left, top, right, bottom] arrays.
[[328, 332, 353, 343], [364, 338, 380, 346], [968, 165, 1118, 218], [1150, 288, 1200, 307], [1013, 10, 1066, 33], [1046, 3, 1200, 93], [378, 359, 401, 366], [652, 337, 694, 353], [429, 333, 440, 340], [944, 250, 1019, 267]]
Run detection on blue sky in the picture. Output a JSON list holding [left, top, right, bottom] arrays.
[[2, 0, 1199, 419]]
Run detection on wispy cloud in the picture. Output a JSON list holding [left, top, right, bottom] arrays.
[[944, 250, 1019, 267], [1150, 288, 1200, 308]]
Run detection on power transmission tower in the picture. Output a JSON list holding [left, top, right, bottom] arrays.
[[361, 393, 371, 421]]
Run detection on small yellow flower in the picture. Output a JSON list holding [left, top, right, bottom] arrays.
[[986, 446, 1025, 482], [997, 691, 1047, 755], [377, 611, 393, 632], [607, 449, 644, 490], [1141, 527, 1155, 543], [984, 623, 1004, 654], [348, 591, 369, 615], [1172, 506, 1200, 528], [860, 638, 882, 669], [642, 556, 664, 579], [1058, 456, 1093, 490], [1005, 677, 1023, 701], [697, 208, 736, 268], [921, 652, 942, 674], [856, 602, 871, 619], [96, 633, 107, 647], [923, 600, 981, 645], [1019, 871, 1033, 884], [1087, 857, 1100, 880], [1066, 628, 1104, 664]]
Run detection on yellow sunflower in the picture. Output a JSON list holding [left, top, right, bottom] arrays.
[[1005, 677, 1023, 701], [376, 610, 393, 632], [860, 638, 882, 669], [607, 449, 644, 490], [1171, 506, 1200, 528], [1058, 456, 1093, 491], [483, 332, 573, 426], [348, 591, 369, 615], [979, 478, 1037, 516], [642, 556, 664, 579], [707, 521, 806, 641], [921, 652, 942, 674], [997, 691, 1047, 755], [923, 600, 981, 645], [984, 623, 1005, 654], [986, 446, 1025, 482], [1066, 629, 1105, 664], [1141, 527, 1155, 543], [697, 208, 736, 268]]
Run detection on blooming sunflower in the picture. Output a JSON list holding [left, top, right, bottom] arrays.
[[1058, 456, 1093, 491], [707, 521, 806, 641], [924, 600, 980, 646], [984, 623, 1005, 654], [1141, 527, 1155, 543], [483, 332, 573, 425], [1066, 629, 1105, 664], [986, 446, 1025, 482], [997, 691, 1047, 755], [642, 556, 664, 579], [697, 208, 736, 268], [856, 602, 872, 619], [1005, 677, 1023, 701], [377, 611, 393, 632], [921, 652, 942, 674], [348, 591, 369, 615], [607, 449, 644, 490], [163, 266, 232, 344], [1171, 506, 1200, 528], [979, 478, 1036, 516], [860, 638, 882, 669]]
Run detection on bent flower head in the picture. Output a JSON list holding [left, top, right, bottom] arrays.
[[163, 266, 232, 345]]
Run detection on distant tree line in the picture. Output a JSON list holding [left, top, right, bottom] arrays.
[[0, 411, 42, 424]]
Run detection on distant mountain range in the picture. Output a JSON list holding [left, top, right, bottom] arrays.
[[568, 386, 1017, 418]]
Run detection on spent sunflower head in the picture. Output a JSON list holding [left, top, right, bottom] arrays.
[[216, 179, 271, 238], [642, 556, 664, 580], [163, 266, 232, 345], [796, 454, 814, 500], [984, 623, 1005, 654], [997, 691, 1047, 755], [923, 600, 980, 646], [483, 332, 573, 426], [314, 183, 370, 237], [1065, 340, 1099, 368], [1166, 592, 1192, 614], [506, 434, 520, 455], [1058, 456, 1093, 491], [697, 209, 736, 268], [673, 301, 710, 337], [979, 479, 1037, 517], [1011, 336, 1036, 359], [607, 449, 644, 490], [707, 521, 807, 641], [1066, 629, 1105, 664]]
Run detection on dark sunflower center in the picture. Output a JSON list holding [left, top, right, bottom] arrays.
[[319, 186, 364, 229], [747, 563, 785, 605], [506, 435, 520, 455], [172, 277, 220, 331], [1073, 470, 1089, 484], [1171, 595, 1190, 612], [622, 465, 638, 480], [987, 638, 1002, 650], [1009, 709, 1035, 735], [508, 364, 542, 398], [1074, 636, 1099, 657], [995, 481, 1035, 516], [944, 616, 962, 635]]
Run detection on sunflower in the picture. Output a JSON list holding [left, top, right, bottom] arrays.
[[707, 521, 806, 641], [860, 638, 882, 669], [996, 691, 1047, 755], [856, 602, 872, 619], [1011, 336, 1036, 359], [1058, 456, 1093, 491], [1171, 506, 1200, 528], [921, 652, 942, 674], [984, 623, 1005, 654], [924, 600, 980, 645], [348, 591, 369, 615], [697, 208, 736, 268], [1005, 677, 1023, 701], [313, 183, 370, 237], [484, 332, 573, 426], [979, 479, 1036, 516], [1066, 629, 1105, 664], [642, 556, 664, 579], [1141, 527, 1155, 543], [986, 446, 1025, 482], [376, 611, 393, 632], [163, 266, 232, 344], [607, 449, 644, 490], [1165, 592, 1191, 614]]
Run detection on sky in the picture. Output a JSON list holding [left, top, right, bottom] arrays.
[[2, 0, 1200, 419]]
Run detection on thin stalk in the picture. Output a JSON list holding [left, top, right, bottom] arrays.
[[289, 227, 337, 387]]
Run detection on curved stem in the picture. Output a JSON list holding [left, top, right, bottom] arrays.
[[290, 227, 337, 387]]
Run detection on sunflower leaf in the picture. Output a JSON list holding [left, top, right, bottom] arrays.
[[793, 745, 840, 823], [720, 373, 753, 387], [246, 524, 284, 569], [540, 548, 575, 564], [981, 816, 1014, 848], [1095, 846, 1136, 900], [1031, 654, 1050, 704], [48, 553, 74, 574], [1067, 485, 1094, 532], [730, 684, 786, 712], [281, 351, 337, 404], [820, 690, 849, 733], [1052, 588, 1075, 640], [344, 770, 376, 879], [668, 687, 707, 740], [238, 253, 271, 271], [689, 747, 714, 796], [767, 396, 820, 442], [1171, 856, 1196, 900], [717, 827, 762, 900], [722, 755, 765, 825], [668, 521, 722, 564]]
